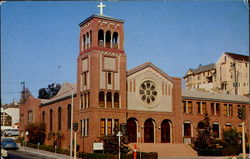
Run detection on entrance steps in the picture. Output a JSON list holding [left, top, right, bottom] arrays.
[[134, 143, 197, 157]]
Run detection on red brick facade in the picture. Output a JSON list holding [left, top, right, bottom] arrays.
[[19, 14, 250, 154]]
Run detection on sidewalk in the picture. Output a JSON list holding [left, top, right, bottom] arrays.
[[17, 143, 77, 159]]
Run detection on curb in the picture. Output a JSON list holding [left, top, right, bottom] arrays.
[[18, 144, 72, 159]]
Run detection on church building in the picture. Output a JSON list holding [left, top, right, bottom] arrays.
[[19, 4, 249, 157]]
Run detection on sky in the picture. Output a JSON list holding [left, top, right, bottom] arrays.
[[1, 1, 249, 105]]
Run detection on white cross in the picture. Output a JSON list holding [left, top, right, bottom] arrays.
[[97, 2, 106, 15]]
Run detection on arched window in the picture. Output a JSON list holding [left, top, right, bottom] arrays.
[[84, 93, 87, 108], [80, 94, 83, 109], [67, 104, 71, 129], [90, 30, 92, 47], [106, 92, 112, 107], [50, 109, 53, 131], [86, 32, 90, 48], [161, 119, 171, 143], [88, 92, 90, 108], [112, 32, 118, 49], [98, 29, 104, 47], [105, 31, 111, 48], [127, 118, 137, 143], [183, 121, 192, 138], [99, 91, 105, 107], [42, 111, 45, 124], [224, 123, 232, 131], [212, 122, 220, 138], [114, 92, 119, 108], [144, 118, 155, 143], [83, 34, 86, 50], [58, 107, 62, 131]]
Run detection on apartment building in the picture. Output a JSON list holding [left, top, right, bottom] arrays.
[[184, 52, 249, 95]]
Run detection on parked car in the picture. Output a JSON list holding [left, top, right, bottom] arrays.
[[1, 145, 8, 158], [3, 129, 19, 137], [1, 138, 19, 150]]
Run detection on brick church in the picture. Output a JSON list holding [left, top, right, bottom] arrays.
[[20, 4, 249, 157]]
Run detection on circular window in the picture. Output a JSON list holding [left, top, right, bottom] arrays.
[[139, 80, 158, 104]]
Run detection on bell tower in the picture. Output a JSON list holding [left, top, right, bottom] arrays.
[[76, 4, 127, 111]]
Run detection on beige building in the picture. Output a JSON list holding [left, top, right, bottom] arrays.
[[184, 52, 249, 95], [184, 63, 216, 91]]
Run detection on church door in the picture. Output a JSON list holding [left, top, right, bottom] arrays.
[[144, 119, 154, 143], [161, 120, 171, 143], [127, 118, 137, 143]]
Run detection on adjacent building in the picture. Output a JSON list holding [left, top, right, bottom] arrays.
[[184, 52, 249, 95], [1, 103, 20, 128]]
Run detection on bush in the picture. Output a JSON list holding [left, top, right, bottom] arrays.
[[198, 148, 222, 156], [22, 142, 70, 156], [16, 137, 24, 143], [78, 152, 158, 159], [25, 122, 46, 144], [221, 129, 241, 156]]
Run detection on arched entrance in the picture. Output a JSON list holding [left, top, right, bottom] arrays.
[[161, 120, 171, 143], [144, 118, 155, 143], [127, 118, 137, 143]]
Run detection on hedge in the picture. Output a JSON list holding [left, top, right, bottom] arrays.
[[21, 142, 70, 156], [21, 142, 157, 159], [79, 152, 158, 159]]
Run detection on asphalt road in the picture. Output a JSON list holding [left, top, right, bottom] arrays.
[[5, 150, 50, 159]]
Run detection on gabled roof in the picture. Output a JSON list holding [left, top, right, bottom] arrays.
[[224, 52, 249, 62], [182, 89, 249, 104], [127, 62, 174, 82], [41, 82, 76, 106], [184, 63, 215, 78]]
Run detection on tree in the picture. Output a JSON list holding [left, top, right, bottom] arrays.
[[20, 88, 32, 104], [221, 129, 241, 155], [47, 131, 64, 148], [25, 122, 46, 144], [193, 114, 220, 156], [38, 83, 61, 99], [100, 124, 130, 154]]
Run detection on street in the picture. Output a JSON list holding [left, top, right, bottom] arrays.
[[5, 150, 51, 159]]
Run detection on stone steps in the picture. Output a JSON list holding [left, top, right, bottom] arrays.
[[133, 143, 197, 157]]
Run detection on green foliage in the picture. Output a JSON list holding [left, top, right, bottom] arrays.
[[78, 152, 158, 159], [193, 114, 221, 156], [25, 122, 46, 144], [16, 137, 25, 143], [22, 142, 70, 155], [47, 131, 64, 147], [221, 129, 241, 155], [100, 125, 130, 155]]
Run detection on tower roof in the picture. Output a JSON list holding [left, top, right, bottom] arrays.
[[79, 14, 124, 27]]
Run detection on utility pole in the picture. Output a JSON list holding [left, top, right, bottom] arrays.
[[21, 81, 25, 104], [70, 90, 74, 159]]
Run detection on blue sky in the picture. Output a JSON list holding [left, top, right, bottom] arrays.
[[1, 1, 249, 104]]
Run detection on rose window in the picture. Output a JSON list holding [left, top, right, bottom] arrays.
[[139, 80, 158, 104]]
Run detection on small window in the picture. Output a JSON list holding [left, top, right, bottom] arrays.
[[100, 119, 105, 135], [107, 119, 112, 135], [108, 72, 112, 85]]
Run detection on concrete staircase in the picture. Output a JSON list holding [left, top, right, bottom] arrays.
[[136, 143, 197, 158]]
